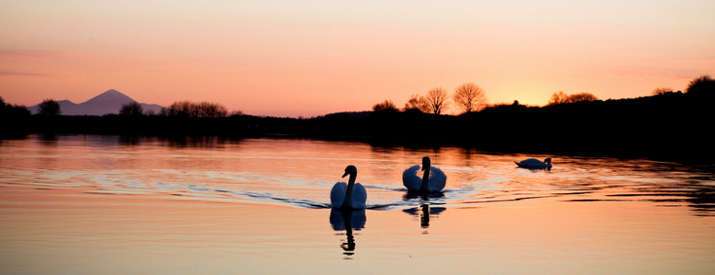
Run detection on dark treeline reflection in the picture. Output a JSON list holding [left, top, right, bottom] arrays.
[[117, 135, 243, 148], [1, 83, 714, 159]]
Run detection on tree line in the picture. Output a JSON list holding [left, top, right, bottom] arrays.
[[373, 82, 488, 115], [7, 75, 712, 119], [1, 75, 713, 159], [371, 75, 714, 116], [372, 82, 601, 115], [13, 100, 234, 119]]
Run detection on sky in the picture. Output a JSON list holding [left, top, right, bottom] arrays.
[[1, 0, 714, 117]]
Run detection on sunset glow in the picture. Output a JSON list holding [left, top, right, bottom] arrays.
[[1, 0, 714, 116]]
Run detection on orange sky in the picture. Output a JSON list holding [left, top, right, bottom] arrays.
[[1, 1, 714, 116]]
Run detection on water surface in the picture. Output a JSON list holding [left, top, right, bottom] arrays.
[[0, 135, 713, 274]]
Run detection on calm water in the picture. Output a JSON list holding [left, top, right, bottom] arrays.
[[0, 135, 713, 274]]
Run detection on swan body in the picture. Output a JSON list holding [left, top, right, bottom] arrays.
[[330, 182, 367, 209], [402, 161, 447, 193], [330, 165, 367, 209], [515, 158, 552, 170]]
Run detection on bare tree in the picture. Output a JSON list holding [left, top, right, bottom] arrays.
[[453, 83, 486, 113], [424, 88, 448, 115], [548, 91, 569, 105]]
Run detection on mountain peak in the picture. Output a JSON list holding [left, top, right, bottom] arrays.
[[30, 89, 163, 115], [83, 89, 134, 104], [101, 89, 122, 96]]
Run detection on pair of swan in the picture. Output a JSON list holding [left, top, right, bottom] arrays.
[[331, 156, 554, 209], [330, 156, 447, 210]]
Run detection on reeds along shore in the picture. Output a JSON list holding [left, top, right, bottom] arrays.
[[1, 81, 714, 160]]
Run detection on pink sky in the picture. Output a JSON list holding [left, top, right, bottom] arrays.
[[1, 1, 714, 116]]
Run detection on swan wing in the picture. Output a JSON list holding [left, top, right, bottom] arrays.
[[351, 183, 367, 209], [402, 165, 422, 191], [428, 166, 447, 192], [330, 182, 347, 209]]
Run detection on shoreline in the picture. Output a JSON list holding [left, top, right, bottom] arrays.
[[2, 91, 714, 161]]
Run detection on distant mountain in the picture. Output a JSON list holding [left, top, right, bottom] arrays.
[[30, 89, 163, 115]]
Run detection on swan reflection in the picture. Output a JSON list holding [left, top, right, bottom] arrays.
[[329, 209, 366, 257], [402, 191, 445, 201], [403, 204, 446, 231]]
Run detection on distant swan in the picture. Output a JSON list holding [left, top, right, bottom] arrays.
[[515, 157, 552, 170], [330, 165, 367, 209], [402, 156, 446, 193]]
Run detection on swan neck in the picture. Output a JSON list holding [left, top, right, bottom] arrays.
[[343, 173, 356, 209], [421, 166, 430, 192]]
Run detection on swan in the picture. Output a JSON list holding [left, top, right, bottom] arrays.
[[402, 156, 446, 193], [330, 165, 367, 209], [515, 157, 552, 170]]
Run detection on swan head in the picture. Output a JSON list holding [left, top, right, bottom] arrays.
[[342, 165, 358, 178], [421, 156, 431, 171], [544, 158, 553, 169]]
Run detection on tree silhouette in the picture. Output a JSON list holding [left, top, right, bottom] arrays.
[[453, 83, 486, 113], [566, 93, 598, 103], [652, 87, 674, 96], [424, 88, 448, 115], [403, 94, 428, 113], [372, 100, 398, 112], [0, 97, 30, 118], [119, 102, 144, 117], [197, 102, 228, 118], [164, 101, 228, 118], [686, 75, 715, 97], [549, 92, 597, 104], [548, 91, 569, 105], [38, 99, 60, 116]]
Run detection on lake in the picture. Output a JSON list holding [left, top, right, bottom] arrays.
[[0, 135, 713, 274]]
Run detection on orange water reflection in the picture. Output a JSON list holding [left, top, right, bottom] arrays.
[[0, 135, 713, 274]]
